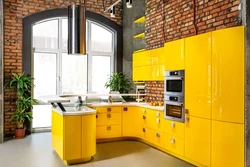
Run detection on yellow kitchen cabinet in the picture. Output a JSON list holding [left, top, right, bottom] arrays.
[[164, 134, 184, 156], [151, 65, 164, 80], [96, 125, 122, 139], [141, 108, 164, 118], [95, 106, 121, 114], [141, 127, 163, 147], [212, 26, 245, 123], [185, 32, 212, 119], [150, 47, 165, 65], [164, 39, 184, 70], [141, 113, 155, 129], [163, 120, 184, 139], [133, 66, 151, 81], [96, 112, 122, 126], [122, 107, 140, 137], [185, 116, 211, 167], [133, 50, 151, 67], [211, 120, 244, 167]]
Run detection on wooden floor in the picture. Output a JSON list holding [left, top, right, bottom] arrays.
[[0, 133, 195, 167]]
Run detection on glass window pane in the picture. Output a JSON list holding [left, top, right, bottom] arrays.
[[32, 105, 52, 128], [62, 19, 88, 50], [62, 53, 87, 94], [33, 52, 57, 99], [33, 19, 58, 49], [92, 56, 111, 93], [91, 23, 112, 52]]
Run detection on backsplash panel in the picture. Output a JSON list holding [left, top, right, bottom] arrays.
[[145, 81, 164, 102]]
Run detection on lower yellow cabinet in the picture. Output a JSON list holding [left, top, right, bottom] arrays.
[[211, 120, 244, 167], [141, 127, 163, 147], [185, 116, 211, 166], [96, 112, 121, 126], [96, 125, 121, 139], [122, 107, 140, 137], [163, 134, 184, 156], [163, 120, 184, 139]]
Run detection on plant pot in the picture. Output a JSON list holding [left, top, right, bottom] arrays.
[[14, 128, 26, 139]]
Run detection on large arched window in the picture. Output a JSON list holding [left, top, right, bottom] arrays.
[[32, 17, 115, 128]]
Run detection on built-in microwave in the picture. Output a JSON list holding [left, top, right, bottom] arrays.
[[164, 70, 184, 97]]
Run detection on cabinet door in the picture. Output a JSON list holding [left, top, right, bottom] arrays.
[[122, 107, 140, 137], [96, 125, 121, 139], [133, 50, 151, 67], [163, 120, 184, 139], [151, 47, 164, 65], [164, 134, 184, 156], [151, 65, 164, 81], [212, 26, 245, 123], [164, 39, 184, 70], [96, 113, 121, 126], [212, 120, 244, 167], [82, 114, 96, 158], [95, 106, 121, 114], [185, 32, 212, 119], [133, 66, 151, 81], [185, 116, 211, 167]]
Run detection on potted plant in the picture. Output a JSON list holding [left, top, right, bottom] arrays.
[[105, 72, 134, 101], [4, 72, 37, 139]]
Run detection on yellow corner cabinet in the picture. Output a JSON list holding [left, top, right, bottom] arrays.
[[164, 39, 185, 70], [212, 26, 245, 124], [52, 110, 96, 165], [185, 32, 212, 119], [122, 106, 140, 137]]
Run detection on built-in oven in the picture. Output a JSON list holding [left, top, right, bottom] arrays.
[[164, 70, 185, 122], [164, 70, 184, 96]]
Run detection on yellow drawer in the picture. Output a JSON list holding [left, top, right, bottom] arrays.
[[163, 134, 184, 156], [141, 127, 163, 147], [163, 120, 184, 139], [95, 107, 121, 114], [96, 125, 121, 139], [141, 108, 164, 118], [96, 113, 121, 126], [141, 114, 163, 132]]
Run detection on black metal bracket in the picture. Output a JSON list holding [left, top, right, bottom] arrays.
[[51, 102, 66, 112]]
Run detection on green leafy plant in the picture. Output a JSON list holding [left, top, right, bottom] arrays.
[[105, 72, 134, 93], [5, 72, 38, 129]]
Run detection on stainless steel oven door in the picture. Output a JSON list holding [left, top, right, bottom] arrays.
[[164, 77, 184, 96], [164, 101, 185, 122]]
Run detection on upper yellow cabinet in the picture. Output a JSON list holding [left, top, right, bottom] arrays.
[[133, 66, 151, 81], [133, 50, 151, 67], [150, 47, 164, 65], [164, 39, 184, 70], [185, 32, 212, 119], [151, 65, 164, 81], [212, 26, 245, 123]]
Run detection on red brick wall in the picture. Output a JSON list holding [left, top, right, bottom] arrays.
[[3, 0, 122, 136], [145, 0, 241, 102]]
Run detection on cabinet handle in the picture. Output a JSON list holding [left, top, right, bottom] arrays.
[[156, 132, 160, 137], [142, 109, 146, 114], [171, 122, 175, 127], [143, 115, 146, 119], [96, 115, 98, 118], [156, 112, 160, 117], [107, 126, 111, 131], [185, 109, 189, 114], [107, 113, 111, 118], [143, 128, 146, 132], [107, 108, 111, 112], [156, 118, 160, 123], [171, 138, 175, 143], [124, 107, 128, 111], [185, 117, 189, 123]]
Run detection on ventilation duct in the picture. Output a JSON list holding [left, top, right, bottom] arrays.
[[68, 5, 86, 55]]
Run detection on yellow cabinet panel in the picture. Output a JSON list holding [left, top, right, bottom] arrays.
[[122, 107, 140, 137], [141, 108, 164, 118], [81, 114, 96, 158], [64, 115, 82, 160], [151, 65, 164, 81], [185, 116, 211, 167], [211, 120, 244, 167], [163, 120, 184, 139], [164, 134, 184, 156], [150, 47, 164, 65], [212, 26, 245, 123], [133, 50, 151, 67], [96, 112, 121, 126], [133, 66, 151, 81], [52, 110, 64, 159], [96, 125, 121, 139], [185, 32, 212, 119], [164, 39, 184, 70], [141, 127, 163, 147], [141, 114, 154, 129], [95, 106, 121, 114]]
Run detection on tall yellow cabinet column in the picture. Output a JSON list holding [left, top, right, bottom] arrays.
[[211, 26, 245, 167]]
